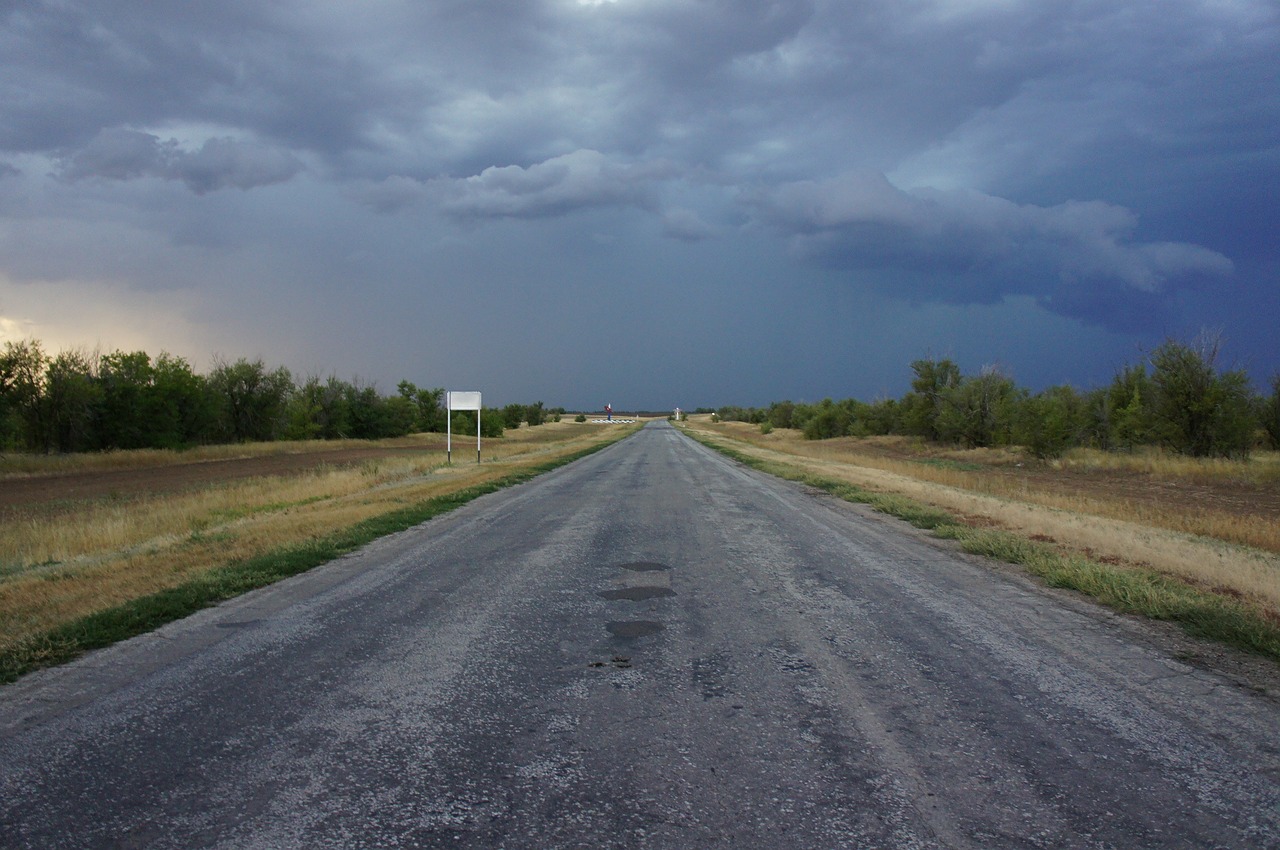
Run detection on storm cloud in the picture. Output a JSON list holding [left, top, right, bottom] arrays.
[[751, 171, 1234, 318], [57, 128, 303, 193], [1, 0, 1276, 406]]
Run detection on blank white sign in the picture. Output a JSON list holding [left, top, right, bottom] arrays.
[[448, 391, 482, 411]]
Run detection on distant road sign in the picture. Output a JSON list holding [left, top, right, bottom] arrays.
[[448, 391, 482, 411]]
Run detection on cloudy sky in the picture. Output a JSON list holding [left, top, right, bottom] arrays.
[[2, 0, 1276, 409]]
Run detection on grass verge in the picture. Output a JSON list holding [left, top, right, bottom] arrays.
[[0, 435, 626, 685], [687, 429, 1280, 662]]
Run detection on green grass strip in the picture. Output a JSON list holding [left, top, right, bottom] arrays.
[[685, 428, 1280, 662], [1, 430, 636, 685]]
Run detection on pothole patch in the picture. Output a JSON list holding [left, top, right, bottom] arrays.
[[606, 620, 665, 638], [597, 586, 677, 601], [619, 561, 670, 572]]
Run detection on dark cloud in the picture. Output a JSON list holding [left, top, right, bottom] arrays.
[[749, 171, 1234, 328], [427, 150, 677, 220], [351, 176, 427, 215], [1, 0, 1277, 404], [56, 128, 303, 193], [0, 1, 385, 158]]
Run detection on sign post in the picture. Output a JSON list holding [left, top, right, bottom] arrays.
[[447, 391, 483, 464]]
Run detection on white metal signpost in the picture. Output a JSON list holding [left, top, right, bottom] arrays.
[[447, 391, 482, 464]]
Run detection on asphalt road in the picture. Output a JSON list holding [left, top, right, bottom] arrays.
[[1, 421, 1277, 849]]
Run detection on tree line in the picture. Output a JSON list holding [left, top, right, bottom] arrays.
[[714, 335, 1280, 459], [0, 339, 558, 454]]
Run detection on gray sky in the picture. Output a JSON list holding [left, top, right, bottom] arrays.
[[2, 0, 1277, 409]]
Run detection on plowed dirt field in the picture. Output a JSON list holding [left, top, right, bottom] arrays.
[[0, 443, 439, 515]]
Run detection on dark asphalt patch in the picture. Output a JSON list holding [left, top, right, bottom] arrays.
[[618, 561, 670, 572], [597, 587, 677, 601], [606, 621, 664, 638]]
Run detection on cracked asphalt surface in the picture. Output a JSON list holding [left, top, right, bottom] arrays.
[[1, 420, 1277, 848]]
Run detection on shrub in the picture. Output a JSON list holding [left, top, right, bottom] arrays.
[[901, 358, 961, 441], [1147, 334, 1255, 458], [935, 367, 1019, 448], [1260, 374, 1280, 449], [502, 403, 525, 429], [207, 357, 293, 443], [1015, 385, 1086, 459]]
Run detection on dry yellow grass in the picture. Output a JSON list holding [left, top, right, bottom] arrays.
[[1055, 446, 1280, 485], [0, 422, 637, 656], [683, 419, 1280, 614], [695, 423, 1280, 554]]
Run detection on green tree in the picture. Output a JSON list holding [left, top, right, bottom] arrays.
[[863, 397, 900, 436], [383, 394, 418, 437], [95, 350, 156, 450], [936, 367, 1019, 448], [767, 400, 796, 430], [1106, 364, 1153, 450], [1079, 386, 1113, 450], [1015, 384, 1085, 459], [345, 381, 390, 439], [1262, 374, 1280, 450], [207, 357, 294, 442], [0, 339, 49, 450], [150, 353, 214, 448], [397, 381, 445, 432], [450, 408, 503, 438], [901, 358, 961, 441], [318, 376, 354, 438], [502, 403, 526, 429], [525, 401, 546, 427], [802, 398, 851, 440], [44, 349, 102, 453], [283, 377, 326, 441], [1147, 334, 1255, 458], [284, 375, 354, 440]]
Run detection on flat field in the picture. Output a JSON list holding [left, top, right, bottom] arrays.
[[0, 421, 640, 676]]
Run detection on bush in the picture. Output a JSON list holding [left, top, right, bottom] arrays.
[[766, 400, 795, 430], [501, 403, 525, 429], [450, 408, 503, 438], [1015, 386, 1085, 459], [1260, 375, 1280, 449], [802, 399, 850, 440], [901, 358, 961, 441], [1147, 334, 1254, 458], [207, 357, 293, 443], [759, 421, 773, 435], [935, 367, 1019, 448]]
